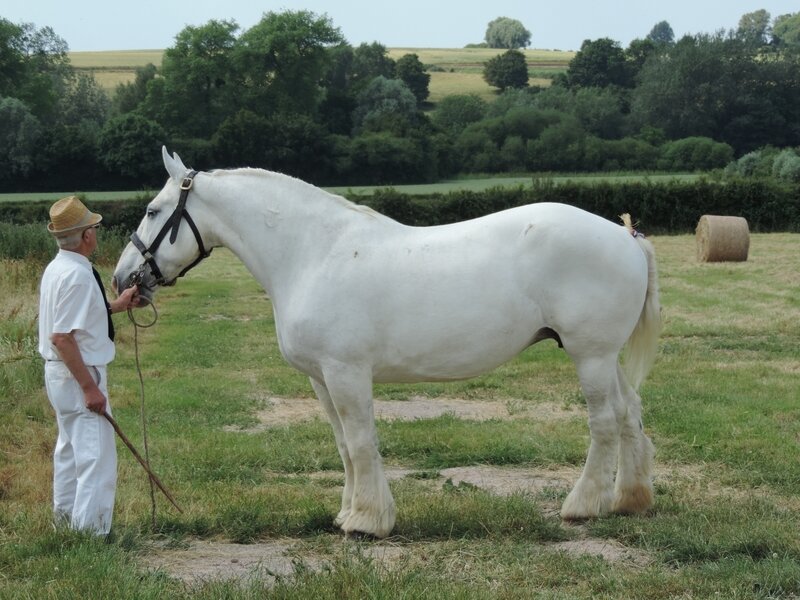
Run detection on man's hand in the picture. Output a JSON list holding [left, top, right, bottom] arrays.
[[83, 384, 108, 414], [110, 284, 140, 313], [51, 332, 108, 414]]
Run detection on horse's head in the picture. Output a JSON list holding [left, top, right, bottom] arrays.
[[112, 146, 212, 301]]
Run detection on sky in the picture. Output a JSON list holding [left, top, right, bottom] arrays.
[[4, 1, 799, 52]]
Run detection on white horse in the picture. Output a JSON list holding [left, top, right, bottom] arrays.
[[113, 147, 661, 538]]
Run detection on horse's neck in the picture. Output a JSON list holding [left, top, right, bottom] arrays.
[[200, 170, 382, 299]]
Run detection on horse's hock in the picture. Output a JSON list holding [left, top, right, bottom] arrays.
[[696, 215, 750, 262]]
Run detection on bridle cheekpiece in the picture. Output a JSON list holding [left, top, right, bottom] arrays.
[[130, 170, 212, 287]]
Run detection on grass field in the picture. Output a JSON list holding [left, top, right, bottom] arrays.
[[69, 47, 573, 98], [1, 225, 798, 597]]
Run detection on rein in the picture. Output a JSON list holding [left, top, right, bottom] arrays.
[[130, 171, 212, 288], [128, 298, 160, 529]]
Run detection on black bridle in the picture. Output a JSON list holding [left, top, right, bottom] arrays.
[[130, 171, 212, 288]]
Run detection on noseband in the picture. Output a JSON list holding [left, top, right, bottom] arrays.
[[130, 171, 212, 287]]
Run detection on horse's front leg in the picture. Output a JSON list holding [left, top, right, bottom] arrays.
[[321, 364, 395, 538], [310, 378, 353, 527]]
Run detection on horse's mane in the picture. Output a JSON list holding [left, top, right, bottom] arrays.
[[206, 167, 382, 219]]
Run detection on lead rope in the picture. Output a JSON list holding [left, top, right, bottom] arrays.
[[127, 300, 159, 531]]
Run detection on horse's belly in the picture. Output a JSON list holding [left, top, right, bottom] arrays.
[[370, 318, 541, 383]]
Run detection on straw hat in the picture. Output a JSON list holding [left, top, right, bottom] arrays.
[[47, 196, 102, 236]]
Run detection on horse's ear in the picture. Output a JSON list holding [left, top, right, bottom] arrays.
[[162, 146, 189, 181]]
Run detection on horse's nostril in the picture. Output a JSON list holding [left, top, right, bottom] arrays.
[[111, 276, 119, 294]]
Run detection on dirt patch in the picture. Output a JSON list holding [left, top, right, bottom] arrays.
[[224, 395, 584, 433], [150, 400, 682, 585], [550, 538, 652, 568], [140, 538, 408, 586], [139, 463, 659, 584]]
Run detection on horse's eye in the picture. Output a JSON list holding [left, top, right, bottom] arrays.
[[146, 209, 158, 218]]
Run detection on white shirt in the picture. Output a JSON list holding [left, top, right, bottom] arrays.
[[38, 250, 115, 366]]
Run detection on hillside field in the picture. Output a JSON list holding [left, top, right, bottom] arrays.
[[69, 47, 574, 102]]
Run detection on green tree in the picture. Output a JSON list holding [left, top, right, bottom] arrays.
[[483, 49, 529, 91], [152, 19, 239, 137], [484, 17, 531, 49], [352, 76, 418, 134], [0, 19, 70, 121], [348, 132, 428, 184], [59, 71, 109, 128], [0, 97, 42, 179], [564, 38, 631, 89], [38, 121, 105, 190], [395, 53, 430, 104], [234, 11, 343, 117], [0, 19, 27, 96], [262, 113, 330, 180], [647, 21, 674, 46], [626, 38, 657, 74], [211, 109, 271, 167], [631, 33, 800, 153], [737, 10, 771, 45], [432, 94, 488, 133], [571, 87, 627, 138], [350, 42, 396, 92], [98, 113, 167, 181], [485, 87, 538, 117], [526, 116, 587, 171], [772, 12, 800, 48], [112, 63, 157, 115]]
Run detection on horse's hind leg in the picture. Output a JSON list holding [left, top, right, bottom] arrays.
[[561, 353, 623, 520], [320, 365, 395, 538], [612, 364, 655, 514], [310, 378, 353, 527]]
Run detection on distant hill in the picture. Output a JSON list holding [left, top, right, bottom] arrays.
[[69, 48, 574, 103]]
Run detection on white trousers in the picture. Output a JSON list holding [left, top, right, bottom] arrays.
[[44, 362, 117, 535]]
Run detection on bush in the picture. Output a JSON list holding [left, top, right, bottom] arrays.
[[772, 149, 800, 183], [0, 222, 129, 265], [348, 132, 431, 184], [0, 196, 151, 233], [453, 128, 498, 172], [352, 76, 418, 134], [660, 137, 734, 170], [358, 179, 800, 233], [526, 117, 587, 171], [726, 150, 765, 177], [432, 95, 488, 134], [0, 222, 56, 262]]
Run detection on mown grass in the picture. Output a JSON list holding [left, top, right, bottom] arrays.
[[1, 231, 798, 598]]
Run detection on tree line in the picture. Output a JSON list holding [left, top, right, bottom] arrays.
[[1, 9, 799, 192]]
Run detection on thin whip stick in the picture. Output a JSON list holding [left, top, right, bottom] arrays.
[[102, 409, 182, 514]]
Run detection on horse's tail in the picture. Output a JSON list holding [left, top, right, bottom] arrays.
[[620, 215, 662, 391]]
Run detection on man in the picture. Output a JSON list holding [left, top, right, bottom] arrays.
[[38, 196, 140, 535]]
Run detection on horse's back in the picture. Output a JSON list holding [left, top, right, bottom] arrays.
[[281, 202, 648, 381]]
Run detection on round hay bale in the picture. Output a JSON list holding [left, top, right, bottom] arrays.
[[696, 215, 750, 262]]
